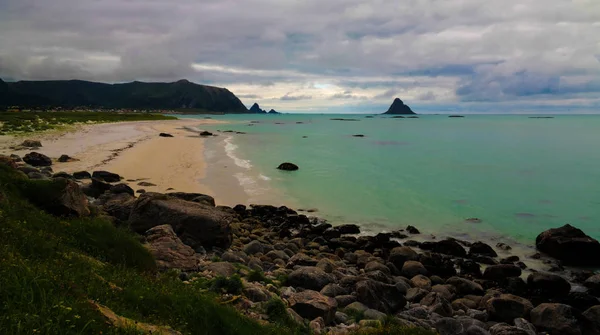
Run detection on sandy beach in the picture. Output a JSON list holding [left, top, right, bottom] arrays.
[[0, 118, 247, 205]]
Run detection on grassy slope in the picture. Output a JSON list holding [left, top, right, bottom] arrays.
[[0, 111, 177, 134], [0, 164, 437, 335]]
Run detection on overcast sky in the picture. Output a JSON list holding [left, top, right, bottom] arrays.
[[1, 0, 599, 113]]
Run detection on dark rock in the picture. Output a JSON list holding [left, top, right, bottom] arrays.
[[335, 295, 356, 308], [137, 189, 146, 194], [249, 103, 267, 114], [159, 133, 174, 137], [20, 139, 42, 147], [500, 256, 520, 264], [410, 275, 432, 290], [419, 252, 458, 277], [469, 242, 498, 257], [58, 154, 74, 162], [166, 192, 216, 207], [488, 323, 534, 335], [536, 224, 600, 266], [434, 317, 464, 335], [128, 193, 234, 249], [243, 286, 269, 302], [483, 264, 522, 280], [28, 177, 90, 217], [52, 172, 73, 179], [564, 292, 599, 311], [138, 181, 157, 187], [383, 98, 416, 115], [82, 178, 112, 198], [277, 162, 299, 171], [23, 152, 52, 166], [406, 225, 420, 234], [388, 246, 419, 270], [288, 266, 335, 291], [420, 239, 467, 257], [73, 171, 91, 179], [406, 287, 429, 302], [199, 131, 213, 136], [336, 224, 360, 234], [28, 172, 48, 180], [582, 305, 600, 335], [449, 115, 465, 118], [206, 262, 236, 277], [110, 183, 134, 196], [145, 224, 199, 271], [92, 171, 121, 182], [355, 279, 406, 314], [98, 192, 136, 223], [527, 272, 571, 298], [530, 303, 581, 335], [9, 154, 22, 162], [420, 292, 453, 317], [401, 261, 428, 278], [447, 276, 484, 296], [496, 243, 512, 251], [288, 290, 337, 325], [485, 294, 533, 323], [585, 274, 600, 296], [320, 284, 348, 297]]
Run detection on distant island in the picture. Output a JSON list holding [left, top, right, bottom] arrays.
[[249, 103, 280, 114], [383, 98, 416, 115], [0, 78, 262, 114]]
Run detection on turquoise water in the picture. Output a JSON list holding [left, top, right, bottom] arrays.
[[185, 114, 600, 244]]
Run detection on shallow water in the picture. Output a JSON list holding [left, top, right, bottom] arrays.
[[185, 114, 600, 245]]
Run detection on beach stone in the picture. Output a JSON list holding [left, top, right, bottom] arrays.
[[536, 224, 600, 266], [364, 261, 390, 274], [9, 154, 21, 162], [489, 323, 533, 335], [128, 193, 234, 250], [199, 131, 213, 136], [243, 286, 269, 302], [52, 172, 73, 179], [321, 284, 348, 297], [434, 317, 464, 335], [17, 164, 39, 174], [28, 172, 48, 180], [389, 246, 419, 269], [23, 152, 52, 167], [432, 284, 456, 301], [447, 276, 484, 296], [402, 261, 428, 278], [159, 133, 174, 137], [73, 171, 91, 179], [582, 305, 600, 335], [484, 293, 533, 323], [92, 170, 121, 182], [483, 264, 522, 280], [110, 183, 134, 196], [206, 262, 236, 277], [98, 192, 135, 223], [410, 275, 432, 290], [243, 240, 267, 255], [309, 317, 325, 334], [57, 154, 74, 162], [530, 303, 581, 335], [406, 225, 420, 234], [466, 326, 490, 335], [20, 139, 42, 147], [584, 274, 600, 296], [287, 266, 335, 291], [277, 162, 299, 171], [469, 242, 498, 257], [29, 177, 90, 217], [364, 309, 386, 321], [335, 224, 360, 234], [452, 298, 477, 311], [287, 253, 318, 267], [407, 287, 429, 302], [355, 279, 406, 314], [221, 250, 247, 264], [335, 295, 356, 308], [420, 239, 467, 257], [527, 272, 571, 297], [288, 290, 337, 325], [145, 224, 199, 271]]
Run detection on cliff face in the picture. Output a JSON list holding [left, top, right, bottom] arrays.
[[383, 98, 416, 115], [0, 79, 249, 113]]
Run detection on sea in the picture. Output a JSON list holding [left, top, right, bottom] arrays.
[[182, 114, 600, 249]]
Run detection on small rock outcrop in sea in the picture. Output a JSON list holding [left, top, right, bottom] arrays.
[[449, 115, 465, 118], [383, 98, 416, 115], [23, 152, 52, 166], [536, 224, 600, 266], [277, 162, 299, 171], [268, 109, 280, 114], [159, 133, 174, 137], [199, 131, 213, 137], [249, 103, 267, 114]]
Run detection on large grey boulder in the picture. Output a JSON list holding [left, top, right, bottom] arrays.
[[530, 303, 581, 335], [128, 193, 234, 250], [287, 266, 335, 291], [23, 152, 52, 167], [484, 294, 533, 323], [288, 290, 337, 325], [145, 225, 200, 271], [28, 177, 90, 217], [536, 224, 600, 266], [356, 279, 406, 314]]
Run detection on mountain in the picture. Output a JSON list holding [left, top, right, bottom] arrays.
[[249, 103, 267, 114], [383, 98, 416, 115], [267, 109, 280, 114], [0, 79, 249, 113]]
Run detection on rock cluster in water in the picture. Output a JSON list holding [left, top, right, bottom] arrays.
[[3, 152, 600, 335]]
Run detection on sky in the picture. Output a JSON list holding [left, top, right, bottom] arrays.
[[0, 0, 599, 113]]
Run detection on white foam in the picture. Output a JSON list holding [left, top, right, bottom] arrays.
[[259, 174, 271, 181], [234, 172, 262, 196], [224, 136, 252, 169]]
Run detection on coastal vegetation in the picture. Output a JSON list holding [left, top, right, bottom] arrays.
[[0, 111, 176, 134]]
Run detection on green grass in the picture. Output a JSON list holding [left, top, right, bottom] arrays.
[[0, 163, 304, 335], [0, 111, 176, 134]]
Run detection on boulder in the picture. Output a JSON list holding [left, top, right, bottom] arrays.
[[92, 171, 121, 183], [277, 162, 299, 171], [410, 275, 432, 290], [582, 305, 600, 335], [98, 192, 136, 223], [28, 177, 90, 217], [584, 274, 600, 296], [388, 246, 419, 269], [20, 139, 42, 147], [420, 292, 453, 317], [52, 172, 74, 179], [536, 224, 600, 266], [73, 171, 91, 179], [420, 239, 467, 257], [401, 260, 428, 278], [58, 154, 74, 162], [335, 224, 360, 234], [145, 225, 200, 271], [447, 277, 484, 296], [530, 303, 581, 335], [110, 183, 134, 196], [488, 323, 534, 335], [485, 294, 533, 323], [23, 152, 52, 167], [206, 262, 236, 277], [469, 242, 498, 257], [287, 266, 335, 291], [166, 192, 216, 207], [355, 279, 406, 314], [483, 264, 522, 280], [159, 133, 174, 137], [128, 193, 234, 250], [434, 317, 464, 335], [527, 272, 571, 297], [320, 284, 348, 297], [82, 178, 112, 198], [406, 225, 420, 234], [288, 290, 337, 325]]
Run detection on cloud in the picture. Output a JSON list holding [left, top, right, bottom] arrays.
[[0, 0, 599, 112]]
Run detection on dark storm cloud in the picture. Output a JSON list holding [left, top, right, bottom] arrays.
[[0, 0, 599, 110]]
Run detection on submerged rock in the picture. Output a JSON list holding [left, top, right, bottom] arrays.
[[277, 162, 299, 171]]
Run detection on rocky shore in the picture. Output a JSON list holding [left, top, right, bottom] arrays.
[[3, 150, 600, 335]]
